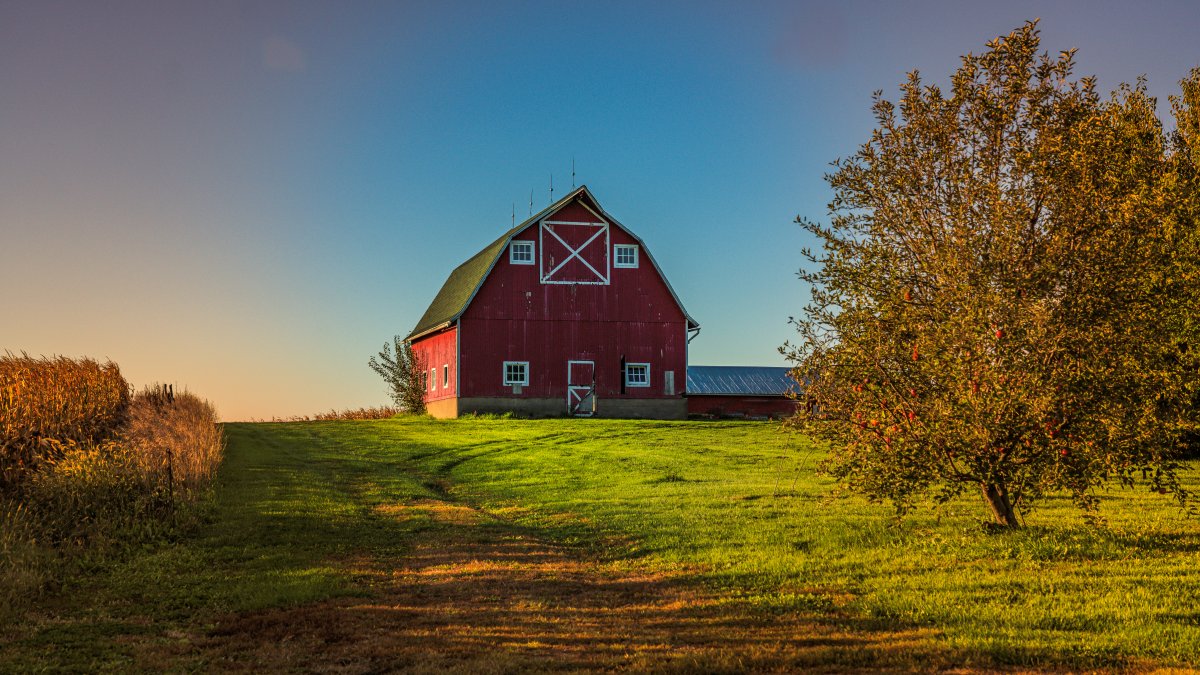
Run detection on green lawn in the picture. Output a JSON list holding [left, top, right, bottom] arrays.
[[3, 416, 1199, 671]]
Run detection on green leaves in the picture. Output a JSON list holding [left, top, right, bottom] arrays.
[[787, 21, 1200, 526], [367, 337, 426, 414]]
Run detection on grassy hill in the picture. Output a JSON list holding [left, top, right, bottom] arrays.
[[3, 416, 1199, 671]]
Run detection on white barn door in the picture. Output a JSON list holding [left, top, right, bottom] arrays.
[[567, 360, 595, 417]]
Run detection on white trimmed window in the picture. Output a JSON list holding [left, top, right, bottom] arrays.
[[430, 368, 437, 391], [614, 244, 638, 268], [443, 364, 449, 388], [625, 363, 650, 387], [510, 240, 535, 265], [503, 361, 529, 386]]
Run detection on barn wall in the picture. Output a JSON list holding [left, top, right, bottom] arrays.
[[425, 397, 459, 418], [460, 316, 685, 401], [410, 326, 457, 405], [687, 395, 797, 419], [598, 398, 687, 419], [457, 397, 562, 417], [457, 396, 686, 420]]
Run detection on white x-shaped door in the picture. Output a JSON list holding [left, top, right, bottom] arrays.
[[540, 220, 609, 285]]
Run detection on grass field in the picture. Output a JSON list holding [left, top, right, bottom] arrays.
[[3, 416, 1199, 671]]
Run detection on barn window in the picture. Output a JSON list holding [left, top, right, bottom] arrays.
[[503, 361, 529, 386], [510, 240, 535, 265], [443, 364, 449, 389], [614, 244, 638, 268], [430, 367, 437, 391], [625, 363, 650, 387]]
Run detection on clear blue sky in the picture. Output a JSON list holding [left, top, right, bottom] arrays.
[[3, 0, 1197, 420]]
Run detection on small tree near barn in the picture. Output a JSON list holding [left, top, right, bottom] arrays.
[[784, 22, 1200, 527], [368, 336, 426, 414]]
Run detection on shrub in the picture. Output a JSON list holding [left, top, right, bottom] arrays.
[[368, 336, 426, 414]]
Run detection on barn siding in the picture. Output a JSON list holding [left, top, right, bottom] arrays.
[[459, 317, 686, 401], [465, 221, 686, 324], [410, 326, 457, 405], [687, 395, 797, 419]]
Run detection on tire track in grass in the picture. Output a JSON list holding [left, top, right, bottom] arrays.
[[188, 494, 959, 673]]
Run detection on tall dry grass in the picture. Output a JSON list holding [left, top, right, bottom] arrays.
[[266, 406, 399, 422], [121, 386, 224, 494], [0, 353, 129, 486]]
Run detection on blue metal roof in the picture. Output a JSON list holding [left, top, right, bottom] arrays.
[[686, 366, 798, 396]]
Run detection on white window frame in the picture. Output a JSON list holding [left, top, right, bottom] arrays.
[[509, 240, 535, 265], [503, 361, 529, 386], [613, 244, 639, 268], [430, 367, 437, 391], [443, 364, 449, 389], [625, 362, 650, 388]]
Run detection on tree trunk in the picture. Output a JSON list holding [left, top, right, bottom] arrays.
[[981, 483, 1020, 528]]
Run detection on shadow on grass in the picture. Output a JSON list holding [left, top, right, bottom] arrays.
[[968, 523, 1200, 561], [192, 501, 962, 674]]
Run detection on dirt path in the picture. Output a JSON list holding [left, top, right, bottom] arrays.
[[167, 498, 951, 673]]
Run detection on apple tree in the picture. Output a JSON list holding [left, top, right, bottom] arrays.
[[784, 22, 1200, 527]]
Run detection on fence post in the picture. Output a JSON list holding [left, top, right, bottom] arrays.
[[165, 444, 174, 509]]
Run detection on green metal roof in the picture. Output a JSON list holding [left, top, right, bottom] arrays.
[[404, 220, 526, 340], [404, 188, 586, 341], [405, 185, 698, 341]]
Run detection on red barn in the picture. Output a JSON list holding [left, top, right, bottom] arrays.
[[406, 186, 699, 419], [685, 366, 800, 419]]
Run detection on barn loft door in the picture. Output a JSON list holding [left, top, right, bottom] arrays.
[[540, 220, 610, 285], [567, 360, 596, 417]]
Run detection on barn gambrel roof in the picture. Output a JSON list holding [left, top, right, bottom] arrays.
[[406, 185, 698, 341]]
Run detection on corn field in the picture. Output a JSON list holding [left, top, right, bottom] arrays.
[[0, 356, 224, 611], [0, 354, 130, 486]]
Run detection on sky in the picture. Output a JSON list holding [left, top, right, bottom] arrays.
[[2, 0, 1198, 421]]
